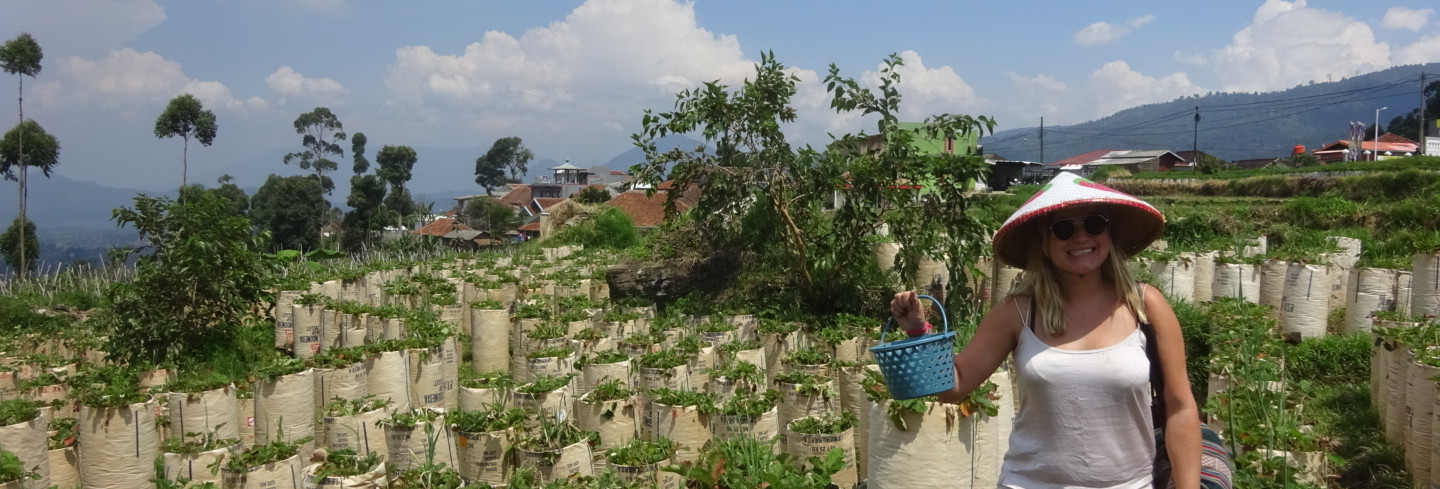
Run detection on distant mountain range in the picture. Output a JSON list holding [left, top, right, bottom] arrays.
[[983, 63, 1439, 164]]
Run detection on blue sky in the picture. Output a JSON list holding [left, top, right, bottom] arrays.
[[2, 0, 1438, 192]]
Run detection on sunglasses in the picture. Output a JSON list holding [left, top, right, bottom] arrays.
[[1049, 214, 1109, 241]]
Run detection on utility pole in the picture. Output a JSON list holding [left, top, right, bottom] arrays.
[[1192, 106, 1200, 165], [1039, 117, 1045, 165], [1422, 72, 1428, 155]]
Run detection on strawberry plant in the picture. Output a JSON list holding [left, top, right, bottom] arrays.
[[161, 425, 239, 455], [0, 399, 38, 426], [716, 340, 762, 355], [576, 350, 628, 368], [649, 388, 714, 409], [323, 396, 390, 418], [584, 379, 634, 403], [709, 361, 765, 394], [310, 448, 382, 478], [459, 370, 514, 390], [469, 299, 505, 311], [220, 435, 312, 471], [381, 408, 444, 429], [789, 411, 857, 435], [526, 323, 567, 341], [513, 416, 598, 464], [448, 406, 528, 434], [606, 437, 675, 466], [702, 389, 781, 417], [48, 417, 77, 449], [784, 348, 830, 367], [637, 350, 688, 370], [516, 374, 573, 395], [0, 447, 39, 485], [571, 327, 607, 343]]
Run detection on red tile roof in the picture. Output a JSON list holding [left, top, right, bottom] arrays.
[[535, 198, 566, 210], [518, 221, 542, 232], [606, 188, 697, 227], [1048, 149, 1114, 167], [413, 218, 473, 237], [499, 185, 534, 207]]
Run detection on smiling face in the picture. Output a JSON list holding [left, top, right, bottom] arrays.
[[1042, 206, 1113, 277]]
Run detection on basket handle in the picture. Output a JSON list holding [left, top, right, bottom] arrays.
[[879, 294, 949, 346]]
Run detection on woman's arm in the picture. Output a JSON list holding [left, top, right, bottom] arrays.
[[891, 291, 1021, 403], [1144, 284, 1202, 489]]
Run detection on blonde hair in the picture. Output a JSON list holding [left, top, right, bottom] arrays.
[[1011, 218, 1148, 337]]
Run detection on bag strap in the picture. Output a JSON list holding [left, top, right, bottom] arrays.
[[1138, 283, 1166, 429]]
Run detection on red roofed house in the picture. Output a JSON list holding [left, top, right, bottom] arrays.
[[1312, 133, 1419, 163], [605, 181, 701, 228], [1047, 149, 1187, 176]]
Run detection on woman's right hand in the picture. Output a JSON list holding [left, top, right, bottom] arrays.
[[890, 291, 926, 333]]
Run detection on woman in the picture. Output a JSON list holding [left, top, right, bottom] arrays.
[[890, 172, 1202, 489]]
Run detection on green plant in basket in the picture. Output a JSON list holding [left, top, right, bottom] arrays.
[[0, 447, 39, 485], [860, 367, 999, 431], [69, 365, 149, 408], [789, 411, 858, 435], [757, 318, 800, 335], [576, 350, 629, 368], [0, 399, 39, 426], [709, 361, 765, 394], [220, 434, 313, 472], [323, 396, 391, 417], [459, 370, 515, 390], [637, 350, 689, 370], [702, 389, 781, 417], [784, 347, 831, 367], [649, 388, 715, 409], [717, 339, 762, 355], [585, 378, 634, 403], [469, 299, 506, 311], [526, 322, 568, 341], [697, 318, 736, 334], [254, 357, 309, 383], [311, 448, 383, 478], [161, 425, 238, 454], [606, 437, 676, 466], [673, 335, 703, 355], [381, 408, 444, 429], [48, 417, 77, 450], [516, 374, 574, 395], [448, 405, 529, 433], [514, 416, 599, 465], [571, 327, 607, 343], [525, 345, 574, 359]]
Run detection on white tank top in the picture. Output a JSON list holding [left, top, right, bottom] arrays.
[[998, 311, 1156, 489]]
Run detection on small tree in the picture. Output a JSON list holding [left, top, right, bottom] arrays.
[[106, 193, 274, 366], [474, 137, 533, 194], [341, 132, 387, 251], [283, 107, 345, 195], [250, 174, 327, 251], [0, 217, 37, 274], [572, 186, 611, 204], [376, 145, 418, 226], [1195, 154, 1229, 174], [462, 197, 518, 235], [0, 33, 42, 278], [0, 120, 58, 278], [154, 93, 218, 197]]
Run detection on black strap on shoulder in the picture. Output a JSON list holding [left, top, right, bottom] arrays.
[[1028, 296, 1038, 333], [1138, 285, 1165, 429]]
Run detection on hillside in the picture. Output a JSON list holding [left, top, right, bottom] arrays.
[[984, 63, 1439, 164]]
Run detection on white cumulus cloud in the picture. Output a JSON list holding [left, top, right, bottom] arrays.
[[0, 0, 166, 58], [1085, 61, 1203, 118], [1395, 35, 1440, 65], [1383, 7, 1432, 31], [266, 66, 349, 106], [1073, 15, 1155, 47], [44, 49, 267, 114], [1210, 0, 1389, 93]]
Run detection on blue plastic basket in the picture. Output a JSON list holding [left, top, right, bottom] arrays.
[[869, 295, 957, 400]]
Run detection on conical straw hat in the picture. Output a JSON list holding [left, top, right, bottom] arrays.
[[992, 171, 1165, 269]]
